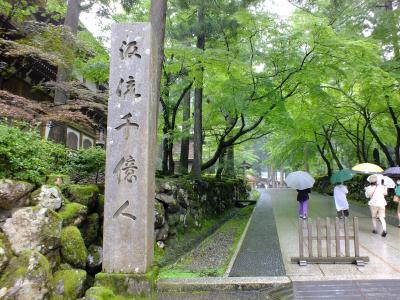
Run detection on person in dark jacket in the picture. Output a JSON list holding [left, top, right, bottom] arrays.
[[296, 188, 311, 219]]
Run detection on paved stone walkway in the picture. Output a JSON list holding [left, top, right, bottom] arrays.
[[271, 188, 400, 281], [228, 189, 285, 277]]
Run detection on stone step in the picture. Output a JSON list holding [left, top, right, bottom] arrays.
[[156, 276, 291, 293]]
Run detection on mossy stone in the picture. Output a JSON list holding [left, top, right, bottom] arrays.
[[84, 286, 121, 300], [50, 269, 87, 300], [60, 226, 88, 269], [97, 194, 104, 215], [40, 208, 63, 252], [63, 184, 99, 209], [0, 231, 13, 272], [94, 272, 152, 297], [0, 250, 52, 299], [58, 202, 88, 226], [80, 213, 100, 246], [46, 174, 71, 186]]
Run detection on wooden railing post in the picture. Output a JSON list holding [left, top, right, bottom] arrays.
[[317, 217, 322, 258], [291, 217, 368, 266], [326, 217, 331, 258], [335, 217, 340, 257], [307, 218, 313, 257], [299, 218, 304, 259], [353, 217, 359, 257]]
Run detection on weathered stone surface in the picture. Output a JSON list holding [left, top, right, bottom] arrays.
[[46, 174, 71, 186], [31, 185, 63, 211], [177, 188, 189, 208], [60, 226, 87, 269], [50, 269, 87, 300], [155, 193, 176, 205], [3, 207, 62, 254], [58, 202, 88, 227], [0, 231, 13, 272], [86, 245, 103, 273], [63, 184, 99, 209], [155, 223, 169, 241], [103, 23, 156, 274], [0, 250, 52, 300], [155, 201, 165, 229], [94, 273, 151, 297], [45, 249, 61, 273], [0, 179, 34, 209], [80, 213, 99, 246]]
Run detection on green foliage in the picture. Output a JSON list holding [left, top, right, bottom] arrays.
[[0, 124, 105, 184], [62, 147, 105, 183], [0, 124, 68, 184]]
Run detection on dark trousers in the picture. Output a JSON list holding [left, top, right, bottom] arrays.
[[337, 209, 349, 218]]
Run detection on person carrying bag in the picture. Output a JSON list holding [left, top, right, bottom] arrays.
[[394, 180, 400, 227]]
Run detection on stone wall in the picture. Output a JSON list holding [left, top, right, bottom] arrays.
[[0, 175, 248, 299]]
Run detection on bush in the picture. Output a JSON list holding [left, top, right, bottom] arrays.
[[0, 124, 106, 185], [62, 147, 105, 184], [0, 124, 67, 184]]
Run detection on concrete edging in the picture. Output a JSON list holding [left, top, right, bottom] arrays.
[[156, 276, 291, 292]]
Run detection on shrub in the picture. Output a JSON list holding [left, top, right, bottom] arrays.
[[62, 147, 105, 184], [0, 124, 68, 184]]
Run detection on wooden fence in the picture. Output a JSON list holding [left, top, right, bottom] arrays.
[[291, 217, 369, 266]]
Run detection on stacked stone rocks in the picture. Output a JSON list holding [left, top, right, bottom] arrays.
[[0, 176, 247, 299], [154, 177, 248, 247], [0, 177, 103, 299]]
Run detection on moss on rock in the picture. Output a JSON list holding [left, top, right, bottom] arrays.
[[0, 231, 13, 272], [50, 269, 87, 300], [58, 202, 88, 226], [94, 272, 152, 297], [97, 194, 104, 215], [80, 213, 100, 246], [0, 250, 52, 299], [60, 226, 88, 269], [85, 286, 126, 300], [63, 184, 99, 209], [46, 174, 71, 186]]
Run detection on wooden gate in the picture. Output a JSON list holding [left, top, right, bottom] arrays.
[[291, 217, 369, 266]]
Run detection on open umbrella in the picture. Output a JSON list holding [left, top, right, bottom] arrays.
[[285, 171, 315, 190], [383, 167, 400, 177], [367, 174, 396, 188], [330, 169, 354, 184], [352, 163, 383, 175]]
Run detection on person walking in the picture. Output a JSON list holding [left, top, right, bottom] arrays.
[[334, 182, 349, 218], [297, 188, 311, 219], [394, 180, 400, 227], [365, 175, 388, 237]]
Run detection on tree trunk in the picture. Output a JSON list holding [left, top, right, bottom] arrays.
[[150, 0, 168, 115], [364, 111, 395, 166], [179, 89, 191, 174], [54, 0, 81, 105], [225, 146, 235, 177], [191, 5, 205, 178], [316, 144, 332, 177], [215, 148, 226, 180]]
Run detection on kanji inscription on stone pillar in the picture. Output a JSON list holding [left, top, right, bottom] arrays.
[[103, 23, 156, 273]]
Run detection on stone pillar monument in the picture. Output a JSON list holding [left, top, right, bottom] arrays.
[[103, 23, 156, 273]]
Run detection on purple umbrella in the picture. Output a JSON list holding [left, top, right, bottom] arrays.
[[383, 167, 400, 177]]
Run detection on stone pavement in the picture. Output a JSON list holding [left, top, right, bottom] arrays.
[[270, 188, 400, 281], [228, 189, 285, 277]]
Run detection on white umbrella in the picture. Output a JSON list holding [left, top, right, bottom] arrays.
[[367, 174, 396, 188], [285, 171, 315, 190]]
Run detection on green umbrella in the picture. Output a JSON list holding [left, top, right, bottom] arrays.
[[330, 169, 354, 184]]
